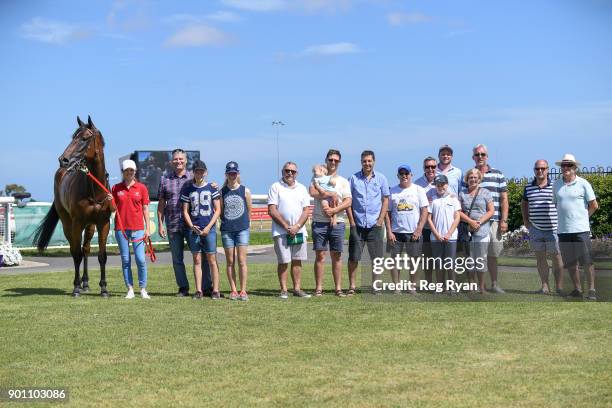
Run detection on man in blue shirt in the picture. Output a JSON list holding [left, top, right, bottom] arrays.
[[552, 154, 599, 300], [347, 150, 390, 294], [436, 144, 463, 195]]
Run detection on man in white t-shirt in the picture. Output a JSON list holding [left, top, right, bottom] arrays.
[[309, 149, 352, 297], [267, 161, 312, 299], [385, 164, 428, 293]]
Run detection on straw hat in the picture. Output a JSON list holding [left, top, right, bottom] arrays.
[[555, 153, 581, 167]]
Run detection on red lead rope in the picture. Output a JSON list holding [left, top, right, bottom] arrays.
[[82, 169, 156, 262]]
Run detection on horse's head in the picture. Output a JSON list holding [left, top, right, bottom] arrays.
[[59, 116, 105, 168]]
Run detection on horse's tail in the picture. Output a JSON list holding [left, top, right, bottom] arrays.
[[32, 204, 60, 251]]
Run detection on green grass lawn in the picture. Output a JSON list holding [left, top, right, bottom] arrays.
[[1, 264, 611, 407]]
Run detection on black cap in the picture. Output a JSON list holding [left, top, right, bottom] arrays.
[[225, 161, 239, 173], [192, 159, 207, 171], [434, 174, 448, 184]]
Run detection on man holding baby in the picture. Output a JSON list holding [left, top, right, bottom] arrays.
[[309, 149, 353, 297]]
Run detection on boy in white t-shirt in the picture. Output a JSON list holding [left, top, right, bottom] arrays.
[[428, 175, 461, 292]]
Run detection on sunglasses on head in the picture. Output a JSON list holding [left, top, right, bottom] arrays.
[[172, 148, 185, 154]]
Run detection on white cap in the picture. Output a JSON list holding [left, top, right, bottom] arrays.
[[122, 159, 137, 171]]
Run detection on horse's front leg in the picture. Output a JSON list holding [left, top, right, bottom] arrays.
[[69, 223, 84, 297]]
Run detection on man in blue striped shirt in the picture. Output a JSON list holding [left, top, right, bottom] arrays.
[[521, 160, 564, 295], [473, 144, 508, 293]]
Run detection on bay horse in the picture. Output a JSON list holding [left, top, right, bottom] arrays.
[[33, 116, 114, 297]]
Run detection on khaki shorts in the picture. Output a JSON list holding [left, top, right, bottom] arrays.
[[488, 221, 504, 257], [274, 235, 308, 264]]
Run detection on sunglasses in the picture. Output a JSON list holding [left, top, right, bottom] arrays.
[[561, 164, 575, 168], [424, 165, 436, 170], [534, 167, 548, 171], [327, 158, 340, 163], [473, 153, 487, 157], [283, 169, 297, 174], [172, 148, 185, 154], [398, 172, 410, 176]]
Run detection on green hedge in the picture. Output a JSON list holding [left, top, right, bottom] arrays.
[[507, 174, 612, 236]]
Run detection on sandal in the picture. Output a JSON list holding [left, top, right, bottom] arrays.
[[347, 288, 356, 296], [335, 290, 346, 297], [314, 290, 323, 297]]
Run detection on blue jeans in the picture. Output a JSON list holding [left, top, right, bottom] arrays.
[[168, 230, 211, 292], [115, 229, 147, 289]]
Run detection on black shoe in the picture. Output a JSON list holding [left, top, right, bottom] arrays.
[[192, 291, 203, 299], [176, 288, 189, 297], [569, 289, 583, 298]]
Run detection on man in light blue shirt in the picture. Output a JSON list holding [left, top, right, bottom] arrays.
[[436, 144, 463, 195], [552, 154, 599, 300], [347, 150, 390, 294]]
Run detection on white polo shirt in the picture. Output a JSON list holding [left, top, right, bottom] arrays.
[[267, 180, 311, 238]]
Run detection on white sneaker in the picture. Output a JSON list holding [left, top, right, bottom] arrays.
[[491, 285, 506, 294], [125, 289, 135, 299], [140, 289, 151, 299]]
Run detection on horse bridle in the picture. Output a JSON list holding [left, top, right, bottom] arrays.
[[63, 128, 111, 204]]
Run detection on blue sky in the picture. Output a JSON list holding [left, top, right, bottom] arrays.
[[1, 0, 611, 201]]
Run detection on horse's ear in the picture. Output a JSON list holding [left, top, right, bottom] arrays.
[[77, 116, 85, 127], [87, 115, 96, 129]]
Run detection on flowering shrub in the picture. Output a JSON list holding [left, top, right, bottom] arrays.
[[0, 242, 23, 266], [502, 225, 531, 256]]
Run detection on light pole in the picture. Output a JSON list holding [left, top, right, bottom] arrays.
[[272, 121, 285, 176]]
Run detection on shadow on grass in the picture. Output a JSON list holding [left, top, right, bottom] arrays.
[[3, 287, 69, 297]]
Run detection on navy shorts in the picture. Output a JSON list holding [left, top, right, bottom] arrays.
[[312, 222, 345, 253], [348, 225, 384, 262], [558, 232, 593, 268]]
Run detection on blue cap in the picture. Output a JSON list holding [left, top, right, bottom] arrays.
[[225, 161, 239, 173], [397, 164, 411, 173], [434, 174, 448, 184]]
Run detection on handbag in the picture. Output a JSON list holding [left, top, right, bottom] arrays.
[[457, 188, 480, 254], [287, 232, 304, 246]]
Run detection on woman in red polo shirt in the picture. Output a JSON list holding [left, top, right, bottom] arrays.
[[112, 159, 151, 299]]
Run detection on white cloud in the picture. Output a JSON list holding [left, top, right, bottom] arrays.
[[301, 42, 360, 56], [387, 12, 433, 26], [163, 24, 232, 47], [221, 0, 352, 13], [20, 17, 91, 45], [206, 11, 242, 22], [221, 0, 287, 12], [298, 0, 352, 13]]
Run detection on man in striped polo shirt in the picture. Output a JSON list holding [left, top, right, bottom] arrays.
[[521, 160, 564, 295], [472, 144, 508, 293]]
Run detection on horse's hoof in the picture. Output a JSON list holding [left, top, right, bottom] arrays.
[[101, 291, 110, 298], [81, 286, 90, 293]]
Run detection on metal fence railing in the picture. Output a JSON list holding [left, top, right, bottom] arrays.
[[508, 166, 612, 185]]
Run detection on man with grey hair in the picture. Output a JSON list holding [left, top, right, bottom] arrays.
[[415, 156, 438, 284], [472, 144, 508, 293], [268, 161, 312, 299], [521, 160, 564, 295]]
